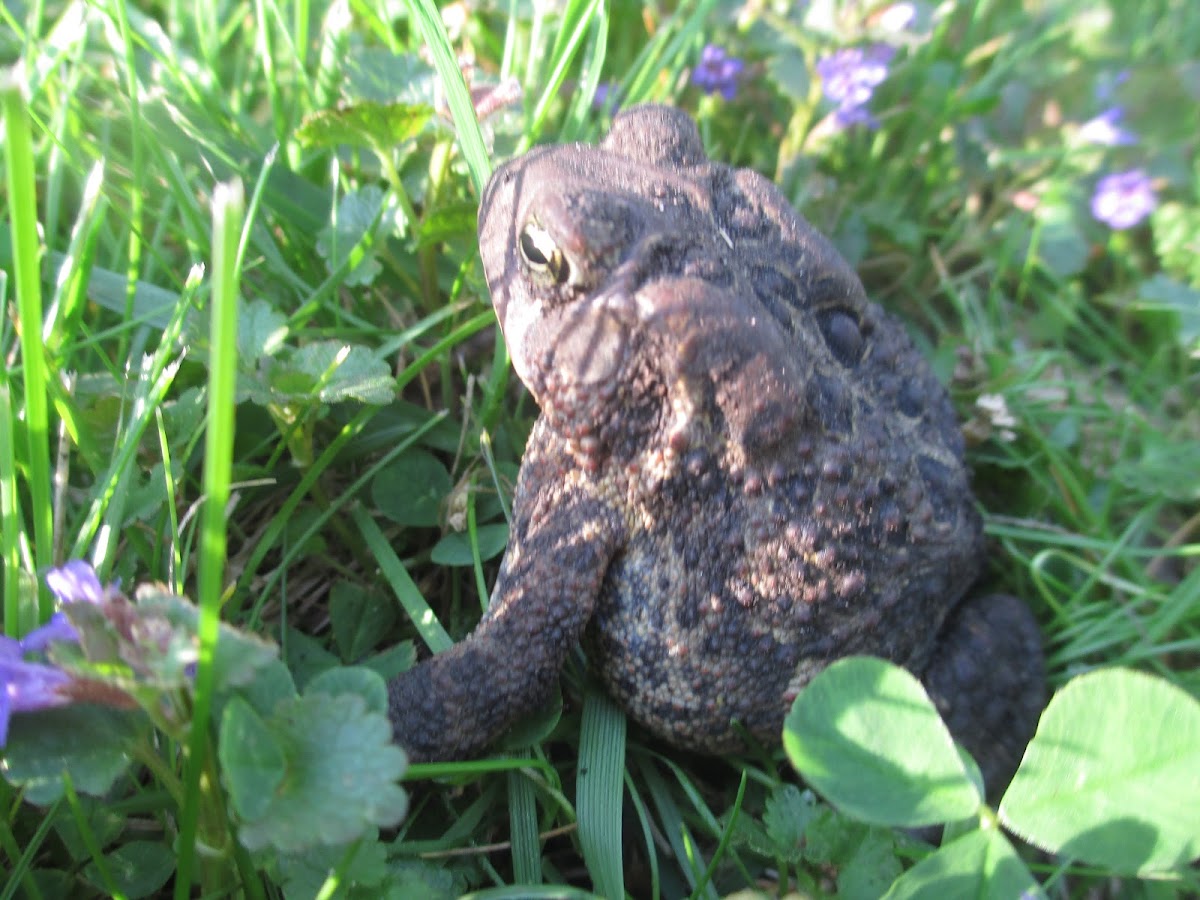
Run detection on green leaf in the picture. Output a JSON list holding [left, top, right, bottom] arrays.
[[314, 185, 395, 287], [306, 666, 390, 717], [784, 656, 982, 828], [134, 588, 279, 690], [228, 657, 298, 719], [838, 827, 902, 900], [341, 51, 438, 106], [1110, 432, 1200, 502], [765, 47, 810, 101], [360, 641, 417, 682], [233, 691, 408, 852], [290, 341, 395, 405], [219, 696, 287, 822], [999, 668, 1200, 875], [1031, 202, 1088, 278], [1134, 273, 1200, 353], [1151, 201, 1200, 285], [388, 858, 468, 899], [284, 627, 340, 691], [370, 450, 452, 527], [82, 841, 175, 900], [295, 102, 433, 154], [429, 523, 510, 566], [415, 200, 479, 247], [761, 784, 819, 864], [275, 836, 390, 898], [237, 297, 288, 363], [52, 795, 125, 861], [3, 707, 141, 804], [330, 581, 398, 661], [882, 828, 1040, 899], [801, 806, 869, 865]]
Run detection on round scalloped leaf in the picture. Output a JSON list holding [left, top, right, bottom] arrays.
[[82, 840, 175, 899], [784, 656, 981, 828], [2, 707, 142, 804], [881, 827, 1039, 899], [999, 667, 1200, 875], [219, 696, 286, 822], [234, 692, 408, 853], [305, 666, 389, 716]]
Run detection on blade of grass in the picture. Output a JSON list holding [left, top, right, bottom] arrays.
[[176, 179, 244, 899], [350, 504, 452, 654], [0, 782, 49, 900], [3, 64, 54, 619], [576, 687, 626, 900], [405, 0, 491, 193], [507, 753, 542, 884], [522, 0, 605, 148], [0, 381, 29, 637]]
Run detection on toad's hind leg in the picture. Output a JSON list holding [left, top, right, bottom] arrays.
[[921, 593, 1045, 798]]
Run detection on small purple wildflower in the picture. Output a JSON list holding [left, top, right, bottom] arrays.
[[1079, 107, 1136, 146], [592, 81, 621, 114], [18, 613, 79, 653], [1091, 169, 1157, 230], [0, 561, 120, 745], [46, 559, 114, 605], [692, 45, 744, 101], [0, 621, 80, 746], [816, 45, 895, 129]]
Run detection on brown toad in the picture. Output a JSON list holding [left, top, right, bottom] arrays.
[[388, 104, 1043, 791]]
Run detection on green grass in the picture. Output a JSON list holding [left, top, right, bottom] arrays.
[[1, 0, 1198, 896]]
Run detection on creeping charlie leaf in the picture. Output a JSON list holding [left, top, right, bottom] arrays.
[[219, 696, 287, 822], [784, 656, 982, 828], [3, 707, 142, 804], [1000, 667, 1200, 875], [290, 341, 395, 405], [232, 676, 408, 853], [296, 102, 432, 153]]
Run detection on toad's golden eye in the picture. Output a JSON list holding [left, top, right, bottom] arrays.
[[519, 221, 570, 285]]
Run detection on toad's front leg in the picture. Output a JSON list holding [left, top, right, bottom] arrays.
[[388, 484, 624, 762]]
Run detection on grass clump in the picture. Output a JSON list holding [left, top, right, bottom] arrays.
[[1, 0, 1198, 897]]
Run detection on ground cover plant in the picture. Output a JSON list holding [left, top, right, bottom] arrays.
[[2, 0, 1199, 897]]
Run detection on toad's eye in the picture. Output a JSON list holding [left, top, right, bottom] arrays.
[[519, 221, 570, 284]]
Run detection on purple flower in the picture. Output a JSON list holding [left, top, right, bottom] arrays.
[[1079, 107, 1136, 146], [0, 625, 78, 746], [692, 45, 744, 101], [816, 45, 895, 129], [19, 613, 79, 653], [592, 82, 621, 114], [1091, 169, 1157, 230], [46, 560, 113, 605], [0, 561, 119, 745]]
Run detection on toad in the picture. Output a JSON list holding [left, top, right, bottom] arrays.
[[387, 104, 1043, 792]]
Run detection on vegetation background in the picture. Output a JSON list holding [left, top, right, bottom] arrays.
[[1, 0, 1198, 897]]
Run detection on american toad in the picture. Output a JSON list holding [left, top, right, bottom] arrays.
[[388, 104, 1043, 792]]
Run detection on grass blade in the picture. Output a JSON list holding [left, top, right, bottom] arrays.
[[576, 687, 626, 899], [176, 179, 245, 898], [2, 64, 54, 618]]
